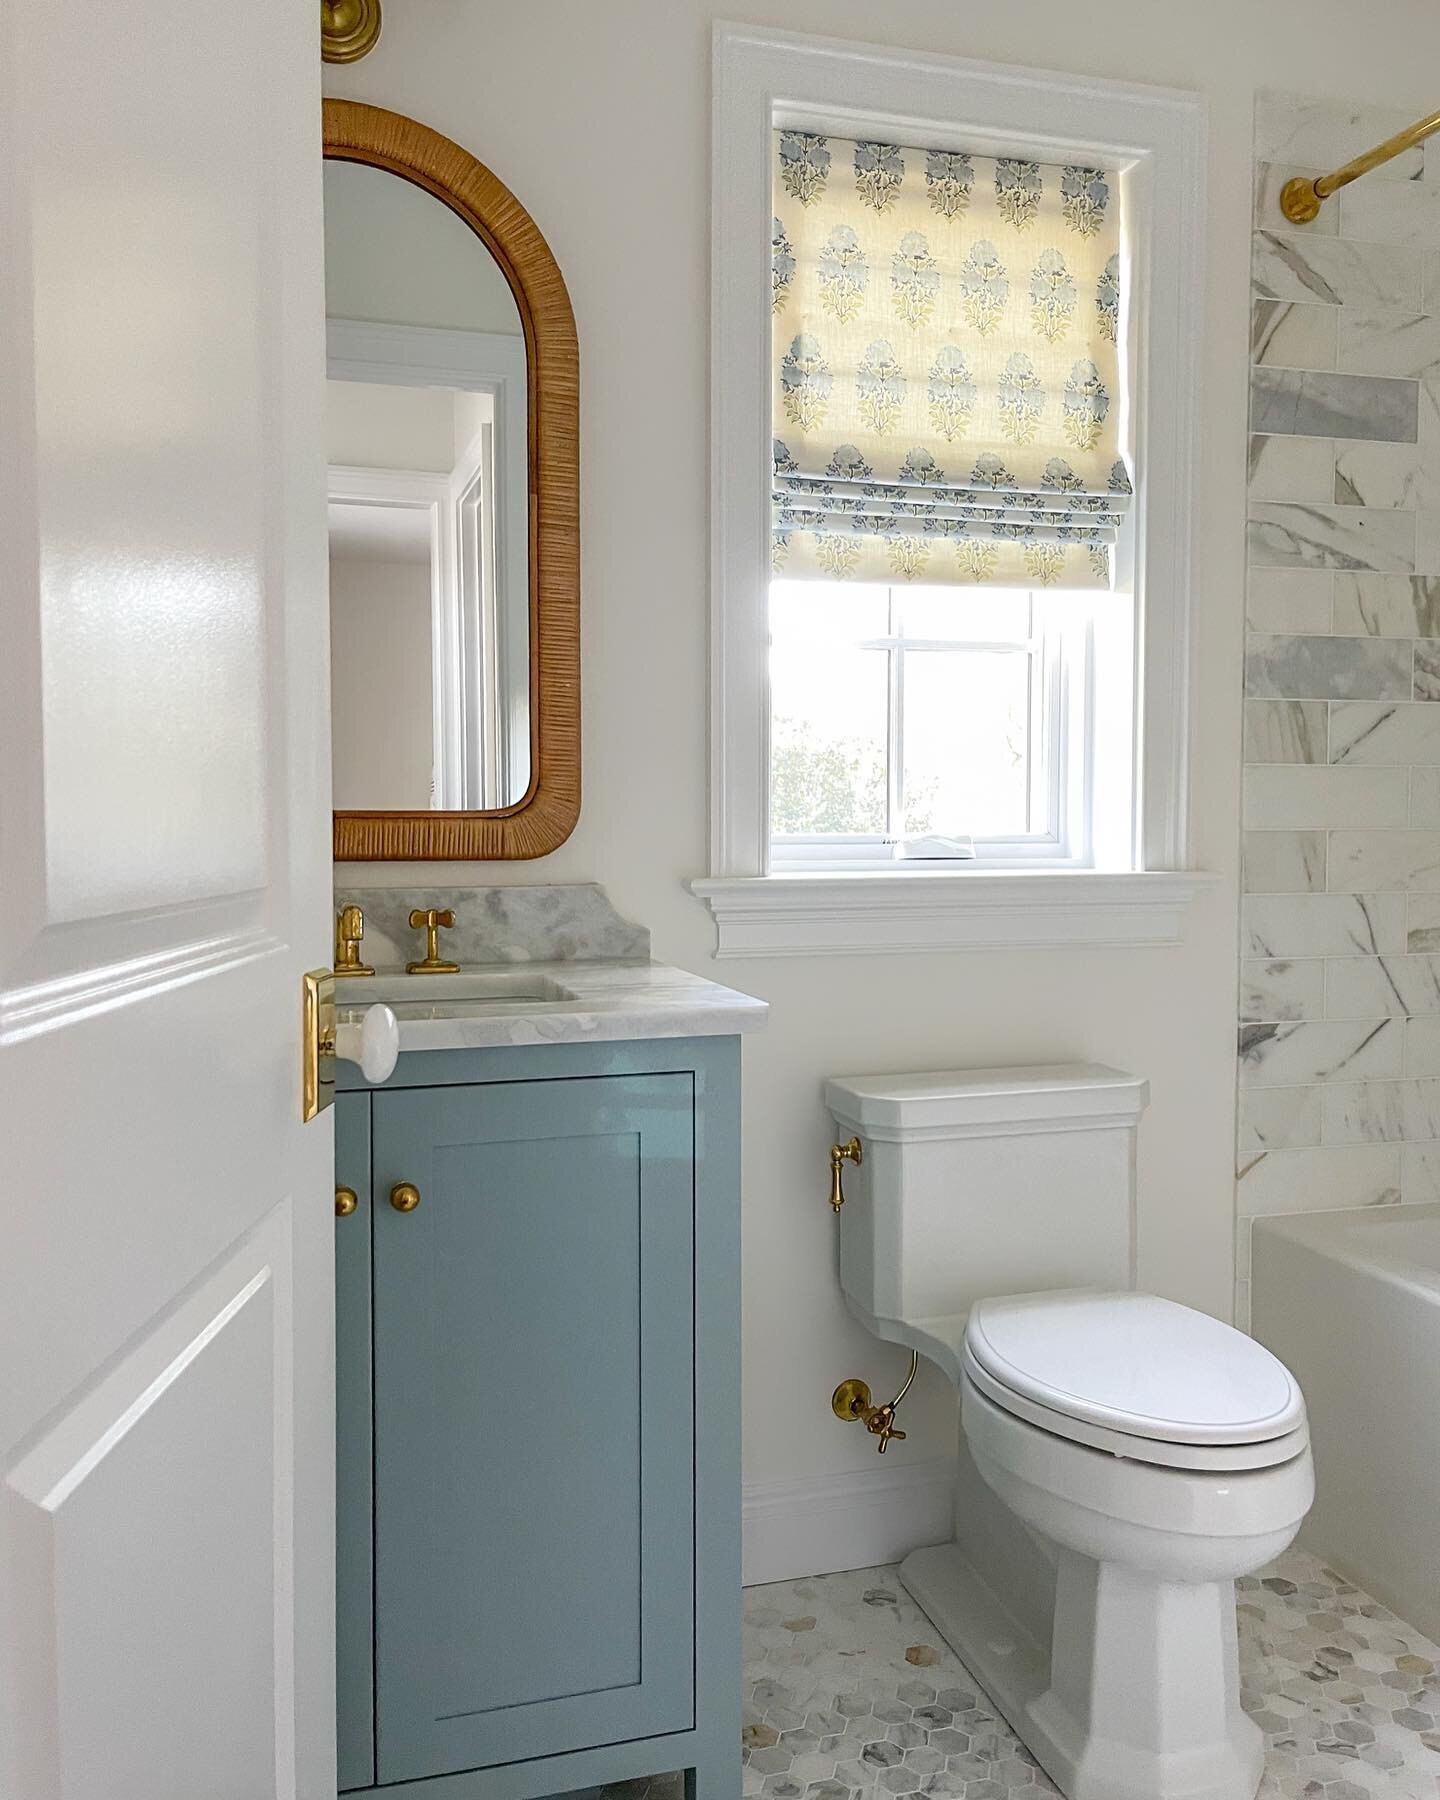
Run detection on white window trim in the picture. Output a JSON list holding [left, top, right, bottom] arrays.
[[693, 24, 1214, 955]]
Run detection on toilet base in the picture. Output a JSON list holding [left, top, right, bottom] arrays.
[[900, 1541, 1264, 1800]]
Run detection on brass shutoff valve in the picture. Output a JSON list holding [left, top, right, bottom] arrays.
[[831, 1350, 919, 1454]]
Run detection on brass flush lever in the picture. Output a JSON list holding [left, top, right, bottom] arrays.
[[832, 1351, 919, 1454], [828, 1137, 862, 1212]]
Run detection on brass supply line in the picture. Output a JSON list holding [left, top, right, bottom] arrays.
[[1281, 109, 1440, 223], [831, 1351, 919, 1454]]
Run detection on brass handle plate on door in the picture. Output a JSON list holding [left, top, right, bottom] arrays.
[[335, 1186, 359, 1218], [389, 1182, 421, 1213], [303, 969, 401, 1120]]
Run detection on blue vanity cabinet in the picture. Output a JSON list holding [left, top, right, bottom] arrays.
[[335, 1037, 741, 1800], [334, 1093, 375, 1794]]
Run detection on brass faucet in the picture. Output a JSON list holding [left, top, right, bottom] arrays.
[[334, 904, 374, 977], [406, 907, 459, 974]]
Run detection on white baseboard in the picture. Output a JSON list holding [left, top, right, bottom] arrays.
[[742, 1455, 955, 1587]]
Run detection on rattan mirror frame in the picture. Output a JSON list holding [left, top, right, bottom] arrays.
[[324, 99, 579, 859]]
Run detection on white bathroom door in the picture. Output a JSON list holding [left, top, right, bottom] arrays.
[[0, 1, 335, 1797]]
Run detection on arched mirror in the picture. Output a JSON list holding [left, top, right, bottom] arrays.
[[323, 100, 578, 859]]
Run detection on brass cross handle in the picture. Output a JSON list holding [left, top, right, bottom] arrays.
[[864, 1403, 907, 1453], [406, 907, 459, 974]]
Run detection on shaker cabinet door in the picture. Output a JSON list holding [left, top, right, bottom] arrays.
[[370, 1074, 696, 1785]]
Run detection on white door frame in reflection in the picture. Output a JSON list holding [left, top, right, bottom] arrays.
[[327, 317, 530, 809]]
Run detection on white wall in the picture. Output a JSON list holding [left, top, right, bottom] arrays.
[[330, 557, 434, 809], [324, 158, 523, 335], [324, 1, 1440, 1565], [326, 378, 457, 472]]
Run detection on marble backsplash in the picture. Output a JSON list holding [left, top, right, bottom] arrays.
[[335, 882, 651, 966], [1236, 92, 1440, 1326]]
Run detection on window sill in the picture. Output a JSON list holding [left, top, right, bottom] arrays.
[[688, 869, 1219, 958]]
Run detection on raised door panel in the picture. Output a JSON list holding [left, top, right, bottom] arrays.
[[335, 1092, 374, 1793], [0, 0, 333, 1789], [371, 1074, 695, 1784]]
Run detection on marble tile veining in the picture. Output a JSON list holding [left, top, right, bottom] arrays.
[[1409, 894, 1440, 951], [1246, 634, 1412, 701], [1253, 231, 1423, 313], [1250, 368, 1418, 443], [1324, 953, 1440, 1019], [1242, 830, 1326, 895], [336, 882, 651, 967], [1238, 1085, 1323, 1157], [1249, 433, 1335, 505], [1330, 702, 1440, 765], [1251, 298, 1338, 371], [1332, 574, 1440, 637], [1248, 502, 1415, 574], [1328, 831, 1440, 893], [1245, 698, 1327, 764], [1415, 641, 1440, 700], [339, 957, 767, 1051], [1240, 958, 1325, 1023], [1337, 307, 1440, 380], [1334, 443, 1435, 511], [1237, 1140, 1402, 1213], [1239, 92, 1440, 1306], [1238, 1018, 1402, 1087], [1242, 893, 1407, 960], [732, 1555, 1440, 1800], [1254, 92, 1431, 180]]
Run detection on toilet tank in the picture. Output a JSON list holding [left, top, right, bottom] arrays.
[[825, 1064, 1149, 1358]]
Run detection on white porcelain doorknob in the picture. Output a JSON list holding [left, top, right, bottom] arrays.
[[334, 1003, 400, 1084]]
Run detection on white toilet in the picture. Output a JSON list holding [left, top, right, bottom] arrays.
[[825, 1064, 1313, 1800]]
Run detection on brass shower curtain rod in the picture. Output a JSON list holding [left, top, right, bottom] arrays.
[[1281, 109, 1440, 222]]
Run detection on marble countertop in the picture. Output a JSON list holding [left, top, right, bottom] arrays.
[[338, 959, 768, 1052]]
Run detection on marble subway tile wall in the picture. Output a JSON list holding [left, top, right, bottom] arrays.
[[1238, 93, 1440, 1327]]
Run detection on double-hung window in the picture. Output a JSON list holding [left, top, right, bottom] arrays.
[[768, 122, 1126, 873], [700, 28, 1206, 953], [770, 580, 1088, 867]]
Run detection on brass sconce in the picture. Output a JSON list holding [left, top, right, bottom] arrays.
[[322, 0, 381, 63]]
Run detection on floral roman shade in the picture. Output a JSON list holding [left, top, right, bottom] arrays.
[[772, 130, 1132, 590]]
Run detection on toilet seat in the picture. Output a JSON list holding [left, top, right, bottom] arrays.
[[964, 1289, 1307, 1472]]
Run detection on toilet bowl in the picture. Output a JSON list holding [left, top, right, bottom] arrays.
[[825, 1066, 1314, 1800]]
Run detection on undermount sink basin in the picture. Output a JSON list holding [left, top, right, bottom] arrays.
[[349, 970, 577, 1006]]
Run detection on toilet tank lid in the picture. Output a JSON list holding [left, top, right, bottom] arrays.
[[825, 1063, 1148, 1135]]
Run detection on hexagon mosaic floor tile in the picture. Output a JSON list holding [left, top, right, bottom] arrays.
[[589, 1548, 1438, 1800], [732, 1550, 1439, 1800]]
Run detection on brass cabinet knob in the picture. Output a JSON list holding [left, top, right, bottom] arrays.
[[335, 1186, 359, 1218], [389, 1181, 421, 1213]]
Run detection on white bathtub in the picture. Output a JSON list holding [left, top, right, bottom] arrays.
[[1251, 1203, 1440, 1643]]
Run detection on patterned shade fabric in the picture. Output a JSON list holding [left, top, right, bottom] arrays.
[[772, 130, 1132, 590]]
